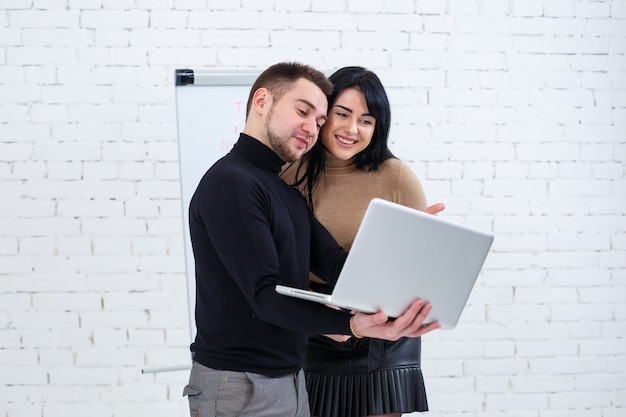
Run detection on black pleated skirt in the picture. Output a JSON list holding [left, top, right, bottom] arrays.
[[304, 336, 428, 417]]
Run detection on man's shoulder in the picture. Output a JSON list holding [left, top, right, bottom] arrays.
[[202, 154, 282, 196], [206, 153, 255, 178]]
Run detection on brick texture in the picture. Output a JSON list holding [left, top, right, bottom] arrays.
[[0, 1, 624, 416]]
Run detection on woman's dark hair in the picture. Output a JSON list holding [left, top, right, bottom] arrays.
[[290, 66, 396, 210]]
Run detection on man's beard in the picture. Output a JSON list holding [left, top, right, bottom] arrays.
[[265, 109, 299, 163]]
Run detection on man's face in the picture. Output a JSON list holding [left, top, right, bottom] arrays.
[[264, 78, 328, 163]]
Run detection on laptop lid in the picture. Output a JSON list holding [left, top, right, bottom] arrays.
[[277, 198, 494, 329]]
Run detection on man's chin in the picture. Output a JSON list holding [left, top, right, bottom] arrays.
[[277, 151, 298, 164], [287, 148, 308, 162], [273, 141, 307, 163], [293, 149, 308, 161]]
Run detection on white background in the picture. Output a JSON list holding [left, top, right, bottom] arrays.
[[0, 1, 624, 416]]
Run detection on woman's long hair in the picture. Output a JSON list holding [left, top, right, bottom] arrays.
[[291, 66, 395, 210]]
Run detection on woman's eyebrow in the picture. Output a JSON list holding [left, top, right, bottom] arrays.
[[334, 104, 373, 118], [334, 104, 353, 114]]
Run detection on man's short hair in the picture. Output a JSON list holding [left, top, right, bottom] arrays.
[[245, 62, 333, 119]]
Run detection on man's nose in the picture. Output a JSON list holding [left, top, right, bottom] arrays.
[[303, 117, 318, 136]]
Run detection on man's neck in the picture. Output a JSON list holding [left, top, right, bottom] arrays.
[[242, 126, 271, 150]]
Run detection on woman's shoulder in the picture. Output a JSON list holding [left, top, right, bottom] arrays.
[[377, 158, 427, 209], [378, 158, 419, 179], [380, 157, 408, 170]]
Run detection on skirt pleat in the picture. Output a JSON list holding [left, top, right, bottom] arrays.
[[305, 366, 428, 417]]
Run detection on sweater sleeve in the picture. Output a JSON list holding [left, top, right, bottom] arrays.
[[395, 161, 428, 211]]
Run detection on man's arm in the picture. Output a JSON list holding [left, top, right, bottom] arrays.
[[199, 168, 353, 335]]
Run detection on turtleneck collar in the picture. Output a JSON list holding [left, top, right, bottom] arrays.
[[324, 151, 358, 173], [231, 133, 285, 174]]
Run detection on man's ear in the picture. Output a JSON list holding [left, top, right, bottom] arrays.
[[250, 87, 272, 116]]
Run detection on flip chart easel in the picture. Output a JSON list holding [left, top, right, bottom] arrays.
[[142, 68, 259, 374]]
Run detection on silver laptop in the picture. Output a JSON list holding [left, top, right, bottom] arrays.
[[276, 198, 494, 329]]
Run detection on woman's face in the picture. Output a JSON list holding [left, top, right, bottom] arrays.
[[321, 87, 376, 161]]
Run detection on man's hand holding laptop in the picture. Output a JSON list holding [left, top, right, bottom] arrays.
[[322, 298, 440, 342], [350, 299, 441, 341]]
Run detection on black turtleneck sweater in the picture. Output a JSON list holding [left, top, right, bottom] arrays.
[[189, 134, 352, 377]]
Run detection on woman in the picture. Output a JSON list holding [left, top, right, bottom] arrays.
[[283, 66, 443, 417]]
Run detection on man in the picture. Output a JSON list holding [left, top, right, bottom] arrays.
[[183, 62, 440, 417]]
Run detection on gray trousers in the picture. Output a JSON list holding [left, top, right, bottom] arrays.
[[183, 361, 311, 417]]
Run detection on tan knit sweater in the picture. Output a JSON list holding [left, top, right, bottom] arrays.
[[283, 153, 428, 253]]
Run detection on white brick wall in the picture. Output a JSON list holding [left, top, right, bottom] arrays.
[[0, 1, 624, 416]]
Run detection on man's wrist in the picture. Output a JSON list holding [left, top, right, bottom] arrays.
[[349, 315, 363, 339]]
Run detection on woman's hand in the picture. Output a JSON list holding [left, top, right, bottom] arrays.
[[425, 202, 445, 215]]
